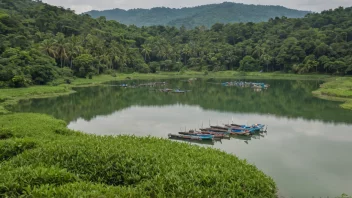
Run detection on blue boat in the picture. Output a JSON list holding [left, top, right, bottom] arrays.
[[173, 89, 186, 93], [168, 133, 213, 140], [231, 128, 257, 134], [245, 124, 266, 131], [229, 124, 265, 132], [194, 134, 213, 140]]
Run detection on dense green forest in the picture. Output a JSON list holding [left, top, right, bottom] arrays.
[[0, 0, 351, 88], [86, 2, 309, 28]]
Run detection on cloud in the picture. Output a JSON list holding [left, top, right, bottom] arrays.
[[42, 0, 352, 14]]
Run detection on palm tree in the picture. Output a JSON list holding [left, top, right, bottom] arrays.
[[141, 44, 152, 62], [40, 39, 57, 59], [261, 54, 272, 72], [155, 44, 166, 60], [182, 45, 192, 65], [252, 44, 265, 59], [65, 35, 82, 68], [55, 33, 68, 67]]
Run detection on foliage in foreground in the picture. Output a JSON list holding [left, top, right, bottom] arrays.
[[0, 113, 277, 197]]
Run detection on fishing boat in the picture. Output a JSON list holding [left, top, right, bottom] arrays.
[[201, 128, 250, 136], [178, 132, 230, 139], [168, 133, 213, 140], [225, 124, 266, 132], [210, 125, 228, 130], [172, 89, 185, 93], [208, 125, 256, 134], [200, 128, 228, 132], [229, 130, 251, 136], [159, 88, 173, 92], [222, 81, 270, 89], [200, 131, 230, 136]]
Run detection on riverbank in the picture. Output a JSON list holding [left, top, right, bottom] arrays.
[[312, 77, 352, 110], [0, 71, 334, 114], [0, 113, 277, 197]]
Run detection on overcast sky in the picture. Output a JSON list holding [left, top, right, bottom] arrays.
[[42, 0, 352, 14]]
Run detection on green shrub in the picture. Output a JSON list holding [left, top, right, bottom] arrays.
[[0, 113, 67, 139], [54, 128, 74, 136], [0, 166, 79, 197], [0, 113, 277, 197], [10, 75, 27, 88], [88, 73, 93, 79], [30, 65, 58, 85], [0, 128, 13, 139], [0, 138, 36, 162], [7, 136, 276, 197], [64, 78, 71, 84], [179, 69, 186, 75], [23, 182, 145, 197]]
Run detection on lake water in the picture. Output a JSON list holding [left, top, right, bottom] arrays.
[[13, 79, 352, 197]]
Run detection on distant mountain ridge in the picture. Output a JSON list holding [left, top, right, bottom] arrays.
[[86, 2, 310, 28]]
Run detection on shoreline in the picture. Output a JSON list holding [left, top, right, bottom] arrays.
[[312, 77, 352, 110], [1, 72, 350, 114]]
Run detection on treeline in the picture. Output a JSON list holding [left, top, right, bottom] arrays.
[[87, 2, 309, 28], [0, 0, 351, 88]]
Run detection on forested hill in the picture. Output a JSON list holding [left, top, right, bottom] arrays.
[[86, 2, 310, 28], [0, 0, 351, 89]]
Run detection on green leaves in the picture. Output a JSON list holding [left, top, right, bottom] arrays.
[[0, 138, 36, 162], [0, 113, 277, 197]]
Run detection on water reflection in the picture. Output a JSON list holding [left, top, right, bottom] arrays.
[[12, 79, 352, 197], [67, 105, 352, 197], [12, 79, 352, 124]]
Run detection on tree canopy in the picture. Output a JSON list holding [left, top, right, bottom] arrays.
[[87, 2, 310, 28], [0, 0, 351, 87]]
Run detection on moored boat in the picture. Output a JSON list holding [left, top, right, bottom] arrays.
[[178, 132, 230, 139], [200, 128, 228, 132], [168, 133, 213, 140], [159, 88, 173, 92], [168, 137, 215, 145]]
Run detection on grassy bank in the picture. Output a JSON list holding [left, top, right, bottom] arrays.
[[69, 71, 331, 86], [312, 77, 352, 110], [0, 113, 277, 197], [0, 71, 332, 114]]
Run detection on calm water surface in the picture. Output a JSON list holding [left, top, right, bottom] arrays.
[[13, 79, 352, 197]]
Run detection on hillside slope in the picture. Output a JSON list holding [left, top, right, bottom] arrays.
[[86, 2, 310, 28], [0, 0, 351, 90]]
